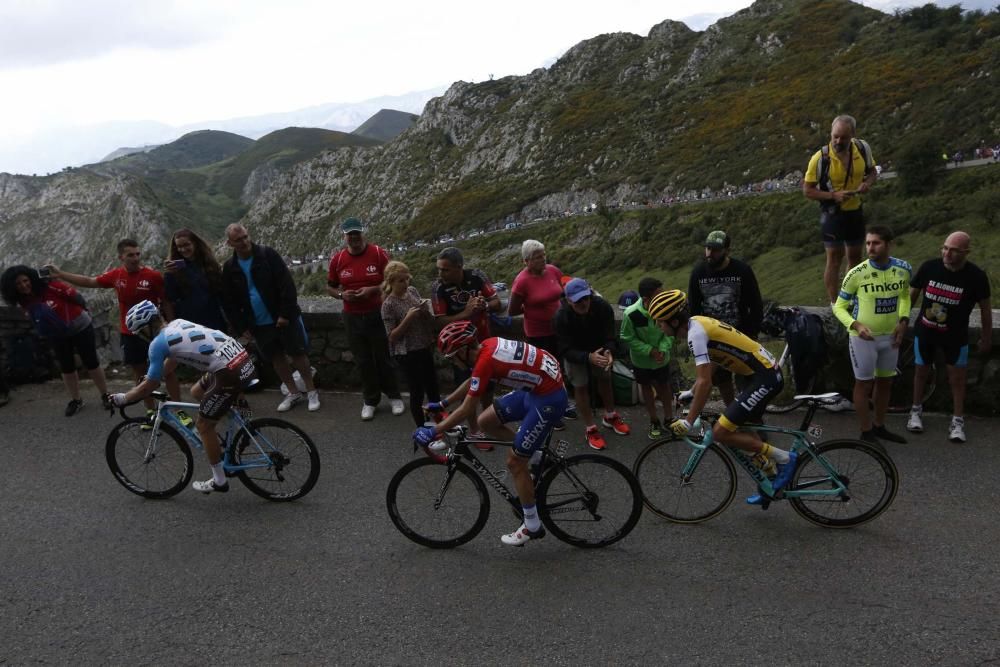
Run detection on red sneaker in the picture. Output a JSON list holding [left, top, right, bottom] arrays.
[[586, 425, 607, 450], [470, 432, 494, 452], [602, 412, 630, 436]]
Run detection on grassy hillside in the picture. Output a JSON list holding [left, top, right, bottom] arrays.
[[302, 165, 1000, 307], [396, 1, 999, 238]]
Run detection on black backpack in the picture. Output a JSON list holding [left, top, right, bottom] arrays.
[[3, 333, 52, 385]]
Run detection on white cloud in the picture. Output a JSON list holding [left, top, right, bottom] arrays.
[[0, 0, 994, 174], [0, 0, 230, 68]]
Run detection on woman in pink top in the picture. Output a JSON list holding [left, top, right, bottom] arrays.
[[508, 239, 564, 355]]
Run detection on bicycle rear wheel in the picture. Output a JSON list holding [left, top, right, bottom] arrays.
[[633, 437, 737, 523], [106, 419, 193, 498], [536, 455, 642, 548], [788, 439, 899, 528], [232, 418, 320, 501], [766, 353, 814, 414], [386, 458, 490, 548]]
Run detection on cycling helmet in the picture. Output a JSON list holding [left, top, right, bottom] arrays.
[[647, 289, 689, 323], [125, 300, 160, 333], [437, 320, 478, 357]]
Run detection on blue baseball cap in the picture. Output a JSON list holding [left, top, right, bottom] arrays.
[[564, 277, 593, 303]]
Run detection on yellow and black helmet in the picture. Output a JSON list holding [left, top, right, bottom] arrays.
[[647, 289, 689, 323]]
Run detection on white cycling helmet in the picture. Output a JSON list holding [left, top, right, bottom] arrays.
[[125, 300, 160, 333]]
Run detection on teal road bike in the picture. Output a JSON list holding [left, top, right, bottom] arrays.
[[633, 393, 899, 528], [106, 390, 320, 501]]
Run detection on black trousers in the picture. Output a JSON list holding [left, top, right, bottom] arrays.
[[395, 347, 441, 426], [344, 310, 401, 406]]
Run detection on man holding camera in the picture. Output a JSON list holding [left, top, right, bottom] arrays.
[[803, 114, 878, 305]]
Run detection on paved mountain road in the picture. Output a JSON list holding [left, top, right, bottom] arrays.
[[1, 382, 998, 664]]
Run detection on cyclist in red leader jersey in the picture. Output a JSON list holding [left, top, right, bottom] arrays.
[[414, 321, 568, 547]]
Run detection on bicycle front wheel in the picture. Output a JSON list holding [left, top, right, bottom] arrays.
[[232, 418, 320, 501], [633, 437, 737, 523], [106, 419, 193, 498], [788, 439, 899, 528], [537, 455, 642, 548], [386, 458, 490, 548]]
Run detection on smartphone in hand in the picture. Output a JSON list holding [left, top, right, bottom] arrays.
[[37, 267, 51, 278]]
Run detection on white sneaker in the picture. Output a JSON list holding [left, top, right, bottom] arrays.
[[307, 390, 321, 412], [949, 417, 966, 443], [390, 398, 405, 416], [500, 523, 545, 547], [192, 478, 229, 494], [277, 393, 303, 412], [361, 404, 376, 421], [906, 407, 924, 433]]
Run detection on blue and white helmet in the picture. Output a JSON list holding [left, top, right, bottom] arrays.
[[125, 300, 160, 333]]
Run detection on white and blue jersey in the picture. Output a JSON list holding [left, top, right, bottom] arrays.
[[146, 319, 249, 381]]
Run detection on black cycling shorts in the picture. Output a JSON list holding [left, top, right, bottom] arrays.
[[821, 208, 865, 247], [717, 368, 784, 432]]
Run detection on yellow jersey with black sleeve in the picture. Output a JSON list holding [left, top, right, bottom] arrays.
[[834, 258, 912, 336], [687, 316, 777, 377], [804, 140, 875, 212]]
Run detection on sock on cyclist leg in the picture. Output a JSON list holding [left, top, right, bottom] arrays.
[[760, 442, 790, 464], [211, 462, 226, 486], [522, 504, 541, 532]]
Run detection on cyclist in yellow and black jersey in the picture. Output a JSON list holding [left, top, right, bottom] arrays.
[[647, 290, 797, 502]]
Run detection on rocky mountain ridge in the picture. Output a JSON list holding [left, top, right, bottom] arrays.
[[1, 0, 997, 270]]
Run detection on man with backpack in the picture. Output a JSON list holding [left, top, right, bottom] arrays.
[[803, 115, 879, 305]]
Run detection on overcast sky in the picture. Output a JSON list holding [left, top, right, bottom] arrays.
[[0, 0, 992, 174]]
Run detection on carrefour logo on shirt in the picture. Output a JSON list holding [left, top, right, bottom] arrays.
[[470, 377, 481, 392], [138, 279, 151, 289], [366, 264, 378, 274]]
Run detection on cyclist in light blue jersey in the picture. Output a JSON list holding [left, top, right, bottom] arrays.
[[109, 300, 257, 494]]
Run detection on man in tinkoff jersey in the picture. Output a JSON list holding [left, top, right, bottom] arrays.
[[834, 225, 911, 446]]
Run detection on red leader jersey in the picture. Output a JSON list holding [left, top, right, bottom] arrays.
[[468, 337, 564, 398], [95, 266, 165, 334]]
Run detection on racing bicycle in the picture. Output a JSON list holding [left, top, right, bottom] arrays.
[[633, 392, 899, 528], [386, 426, 643, 548], [106, 390, 320, 501]]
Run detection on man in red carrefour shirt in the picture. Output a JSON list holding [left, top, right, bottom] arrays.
[[48, 238, 166, 413], [326, 217, 404, 421]]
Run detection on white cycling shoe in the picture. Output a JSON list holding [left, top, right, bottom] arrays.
[[192, 478, 229, 494], [500, 523, 545, 547]]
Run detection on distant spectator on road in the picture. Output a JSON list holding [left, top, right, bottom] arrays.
[[2, 265, 110, 416], [688, 230, 763, 405], [803, 114, 878, 305], [47, 238, 165, 417], [381, 260, 441, 427], [555, 278, 629, 450], [621, 277, 675, 440], [222, 223, 320, 413], [906, 231, 992, 443], [327, 217, 404, 421]]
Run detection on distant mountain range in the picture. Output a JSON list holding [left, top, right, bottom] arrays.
[[0, 88, 444, 176], [1, 0, 998, 274]]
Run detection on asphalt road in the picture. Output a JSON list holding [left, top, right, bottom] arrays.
[[2, 381, 998, 665]]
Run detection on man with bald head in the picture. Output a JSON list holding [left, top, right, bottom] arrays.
[[803, 114, 878, 305], [907, 231, 992, 442]]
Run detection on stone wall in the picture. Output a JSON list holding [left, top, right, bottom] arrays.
[[3, 298, 999, 416]]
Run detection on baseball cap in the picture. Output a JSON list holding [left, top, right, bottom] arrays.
[[341, 217, 364, 233], [618, 290, 639, 309], [564, 277, 593, 303], [704, 230, 729, 249]]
